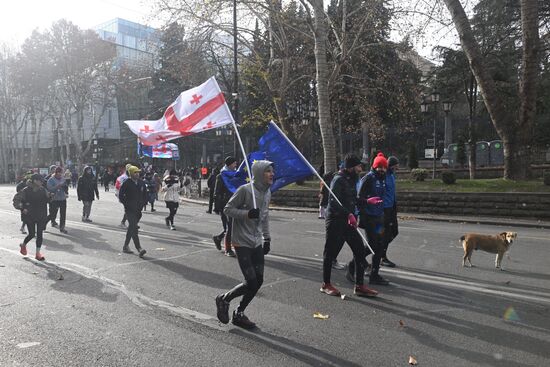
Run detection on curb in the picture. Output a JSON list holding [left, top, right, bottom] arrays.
[[181, 198, 550, 229]]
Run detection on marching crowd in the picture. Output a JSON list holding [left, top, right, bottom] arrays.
[[13, 152, 400, 330]]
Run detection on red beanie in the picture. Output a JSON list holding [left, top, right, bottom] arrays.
[[372, 153, 388, 169]]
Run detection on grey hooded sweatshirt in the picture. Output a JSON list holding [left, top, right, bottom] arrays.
[[224, 160, 273, 249]]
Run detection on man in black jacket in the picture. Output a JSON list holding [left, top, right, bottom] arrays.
[[320, 154, 378, 298], [212, 157, 237, 257], [119, 165, 147, 258], [206, 167, 219, 214]]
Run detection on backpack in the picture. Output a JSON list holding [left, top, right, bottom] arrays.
[[13, 190, 24, 210]]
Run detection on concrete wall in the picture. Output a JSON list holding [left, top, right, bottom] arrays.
[[271, 190, 550, 219]]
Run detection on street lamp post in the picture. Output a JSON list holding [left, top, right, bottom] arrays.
[[431, 91, 440, 179], [442, 101, 453, 153]]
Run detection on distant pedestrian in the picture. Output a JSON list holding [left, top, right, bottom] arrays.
[[212, 156, 238, 257], [19, 174, 50, 261], [161, 170, 182, 230], [71, 170, 78, 188], [143, 172, 158, 212], [64, 168, 72, 189], [381, 156, 399, 268], [47, 166, 69, 234], [77, 166, 100, 222], [206, 167, 219, 214], [119, 165, 147, 258], [215, 160, 274, 329], [321, 154, 378, 298], [102, 169, 113, 192], [182, 172, 192, 198]]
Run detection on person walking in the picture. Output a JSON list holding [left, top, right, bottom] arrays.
[[161, 170, 182, 230], [18, 174, 50, 261], [215, 160, 274, 329], [16, 172, 33, 234], [47, 166, 69, 234], [118, 165, 147, 258], [64, 168, 72, 189], [348, 152, 390, 285], [381, 156, 399, 267], [115, 164, 131, 228], [320, 154, 378, 298], [77, 166, 100, 222], [212, 157, 238, 257], [206, 167, 219, 214], [143, 172, 158, 212], [102, 168, 113, 192]]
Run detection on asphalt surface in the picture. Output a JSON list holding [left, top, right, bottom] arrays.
[[0, 184, 549, 367]]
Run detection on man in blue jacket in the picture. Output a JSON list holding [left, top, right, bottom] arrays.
[[348, 153, 390, 286]]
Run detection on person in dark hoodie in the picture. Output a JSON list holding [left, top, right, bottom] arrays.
[[47, 166, 68, 234], [118, 165, 147, 258], [77, 166, 100, 222], [347, 152, 390, 286], [215, 160, 274, 329], [16, 171, 33, 234], [19, 174, 50, 261], [320, 154, 378, 298], [381, 156, 399, 267]]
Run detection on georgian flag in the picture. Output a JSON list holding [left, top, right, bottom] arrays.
[[125, 77, 234, 146], [138, 142, 179, 159]]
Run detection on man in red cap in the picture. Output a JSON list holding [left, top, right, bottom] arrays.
[[347, 152, 390, 286]]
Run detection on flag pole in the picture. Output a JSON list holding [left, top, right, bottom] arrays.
[[267, 121, 374, 254], [231, 121, 257, 209]]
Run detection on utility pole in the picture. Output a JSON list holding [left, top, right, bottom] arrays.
[[232, 0, 239, 159]]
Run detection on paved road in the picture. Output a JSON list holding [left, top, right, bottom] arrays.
[[0, 184, 549, 366]]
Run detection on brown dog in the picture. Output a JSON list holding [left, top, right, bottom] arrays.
[[461, 232, 517, 269]]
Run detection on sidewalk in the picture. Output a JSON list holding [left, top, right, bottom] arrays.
[[182, 197, 550, 229]]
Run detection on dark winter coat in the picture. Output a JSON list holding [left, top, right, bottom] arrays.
[[213, 171, 233, 213], [77, 169, 99, 202], [21, 185, 49, 224], [119, 178, 147, 213], [358, 170, 386, 218], [325, 169, 359, 220]]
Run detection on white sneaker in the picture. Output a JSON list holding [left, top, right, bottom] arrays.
[[170, 225, 176, 231]]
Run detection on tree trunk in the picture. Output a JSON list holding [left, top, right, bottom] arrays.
[[443, 0, 539, 180], [467, 75, 477, 179], [310, 0, 337, 173]]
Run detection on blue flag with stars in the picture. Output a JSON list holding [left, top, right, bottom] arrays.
[[221, 122, 313, 193]]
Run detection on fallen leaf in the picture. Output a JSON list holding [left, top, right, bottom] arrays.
[[399, 320, 405, 328], [313, 312, 329, 320], [340, 295, 346, 300], [155, 248, 166, 251], [17, 342, 41, 349], [409, 356, 417, 365]]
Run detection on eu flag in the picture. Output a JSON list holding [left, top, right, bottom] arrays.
[[222, 121, 313, 193]]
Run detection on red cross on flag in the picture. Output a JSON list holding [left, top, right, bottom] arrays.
[[125, 77, 235, 146]]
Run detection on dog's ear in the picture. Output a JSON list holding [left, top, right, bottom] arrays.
[[499, 232, 507, 240]]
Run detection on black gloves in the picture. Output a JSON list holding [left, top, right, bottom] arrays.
[[263, 240, 270, 255], [248, 208, 260, 219]]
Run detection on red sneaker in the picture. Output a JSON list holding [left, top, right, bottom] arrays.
[[35, 252, 45, 261], [354, 284, 378, 297], [320, 283, 341, 296], [19, 244, 27, 256]]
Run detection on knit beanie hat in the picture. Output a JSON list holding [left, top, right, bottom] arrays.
[[388, 156, 399, 168], [224, 156, 237, 166], [344, 154, 362, 169], [372, 153, 388, 169]]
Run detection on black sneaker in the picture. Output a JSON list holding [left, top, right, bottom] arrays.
[[215, 295, 230, 324], [138, 249, 147, 258], [59, 228, 68, 234], [212, 236, 222, 251], [369, 273, 390, 286], [122, 247, 133, 254], [225, 249, 236, 257], [232, 310, 256, 330], [381, 258, 396, 268], [51, 221, 59, 228], [165, 218, 170, 227]]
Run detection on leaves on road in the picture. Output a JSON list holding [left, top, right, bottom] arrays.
[[399, 320, 405, 328], [409, 355, 418, 365]]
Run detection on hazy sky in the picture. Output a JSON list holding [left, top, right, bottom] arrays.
[[0, 0, 157, 46]]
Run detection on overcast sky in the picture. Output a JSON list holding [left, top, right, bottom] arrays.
[[0, 0, 157, 46]]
